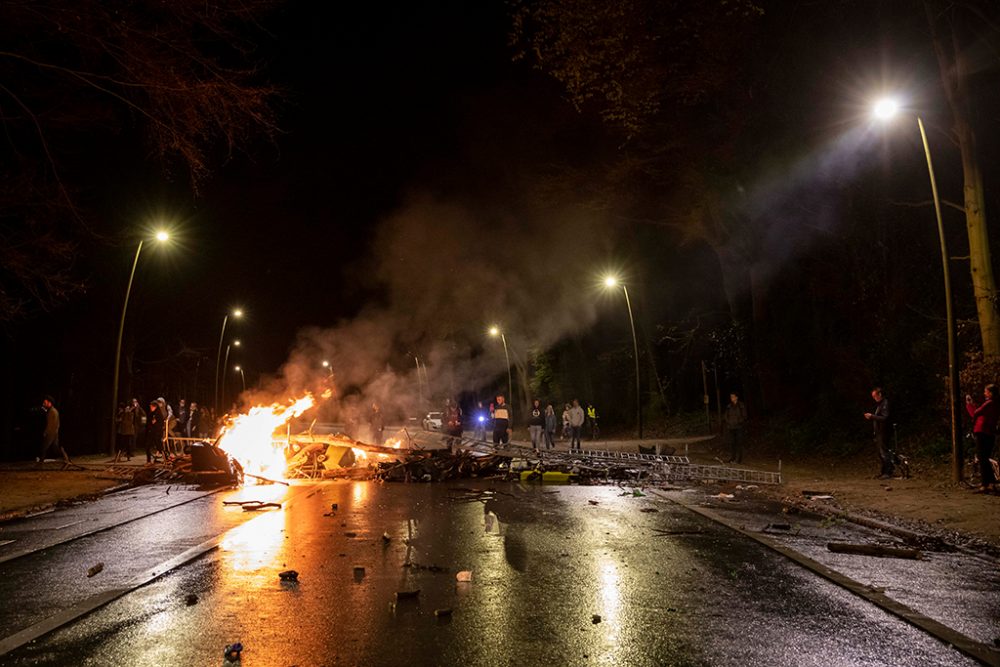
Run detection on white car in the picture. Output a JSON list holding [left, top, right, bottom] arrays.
[[422, 411, 443, 431]]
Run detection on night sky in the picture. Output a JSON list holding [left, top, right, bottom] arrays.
[[4, 0, 1000, 455]]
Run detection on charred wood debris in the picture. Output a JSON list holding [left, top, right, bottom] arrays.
[[105, 433, 738, 488]]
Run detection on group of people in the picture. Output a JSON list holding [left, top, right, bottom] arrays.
[[866, 385, 998, 492], [460, 396, 595, 452], [114, 397, 212, 463]]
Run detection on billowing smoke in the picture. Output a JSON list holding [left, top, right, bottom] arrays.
[[246, 189, 614, 423]]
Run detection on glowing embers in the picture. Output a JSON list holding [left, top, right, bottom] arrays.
[[216, 393, 321, 481]]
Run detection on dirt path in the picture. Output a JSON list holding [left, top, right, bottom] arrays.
[[746, 458, 1000, 549]]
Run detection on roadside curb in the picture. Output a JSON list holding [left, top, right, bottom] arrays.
[[0, 482, 132, 526], [650, 488, 1000, 666]]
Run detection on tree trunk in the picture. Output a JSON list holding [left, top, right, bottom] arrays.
[[956, 114, 1000, 357], [927, 1, 1000, 357]]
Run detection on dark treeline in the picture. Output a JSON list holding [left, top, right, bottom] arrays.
[[3, 0, 1000, 459]]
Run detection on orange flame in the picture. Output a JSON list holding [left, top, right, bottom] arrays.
[[217, 393, 319, 481]]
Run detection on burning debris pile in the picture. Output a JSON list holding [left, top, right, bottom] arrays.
[[113, 391, 780, 489], [372, 448, 506, 483]]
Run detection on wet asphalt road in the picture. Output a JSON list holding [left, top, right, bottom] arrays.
[[1, 479, 994, 666]]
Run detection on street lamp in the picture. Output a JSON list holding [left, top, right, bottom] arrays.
[[110, 230, 169, 453], [214, 309, 243, 413], [221, 339, 241, 411], [873, 97, 961, 481], [603, 275, 643, 439], [234, 365, 246, 392], [489, 326, 514, 418], [408, 354, 425, 411]]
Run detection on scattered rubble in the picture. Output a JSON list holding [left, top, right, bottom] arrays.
[[223, 643, 243, 666], [223, 500, 281, 512], [278, 570, 299, 582], [86, 562, 103, 578]]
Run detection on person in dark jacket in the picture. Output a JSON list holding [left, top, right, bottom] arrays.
[[864, 387, 892, 478], [369, 402, 385, 445], [492, 395, 512, 445], [187, 402, 201, 438], [114, 402, 136, 462], [965, 384, 998, 493], [37, 395, 70, 465], [528, 399, 544, 451], [724, 392, 748, 463], [144, 400, 165, 463]]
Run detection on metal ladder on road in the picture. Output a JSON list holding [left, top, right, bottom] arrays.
[[569, 448, 690, 465], [456, 439, 782, 485], [653, 462, 781, 485]]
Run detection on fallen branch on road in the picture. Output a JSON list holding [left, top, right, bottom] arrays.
[[826, 542, 922, 559]]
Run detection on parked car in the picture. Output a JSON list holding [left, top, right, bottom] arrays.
[[422, 411, 443, 431]]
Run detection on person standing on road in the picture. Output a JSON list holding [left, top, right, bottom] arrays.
[[544, 403, 557, 450], [115, 402, 136, 462], [528, 399, 544, 452], [186, 401, 200, 438], [561, 403, 571, 440], [473, 401, 487, 441], [37, 395, 70, 466], [568, 399, 585, 451], [863, 387, 893, 479], [965, 384, 999, 493], [724, 392, 748, 463], [492, 394, 512, 445], [369, 402, 385, 445], [176, 399, 189, 438], [586, 403, 598, 440], [444, 398, 463, 441], [144, 400, 165, 463]]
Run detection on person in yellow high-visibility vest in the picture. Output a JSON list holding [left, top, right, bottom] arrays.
[[586, 404, 597, 440]]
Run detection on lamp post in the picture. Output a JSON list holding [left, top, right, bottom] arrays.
[[234, 365, 246, 392], [489, 326, 514, 418], [110, 230, 169, 453], [410, 355, 424, 411], [220, 339, 240, 412], [603, 276, 643, 439], [214, 309, 243, 413], [874, 97, 961, 482]]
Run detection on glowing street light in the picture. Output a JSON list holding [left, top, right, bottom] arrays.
[[872, 97, 899, 120], [110, 230, 170, 453], [406, 353, 427, 410], [214, 309, 244, 412], [234, 365, 246, 392], [602, 275, 643, 439], [872, 96, 960, 481], [489, 326, 514, 417]]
